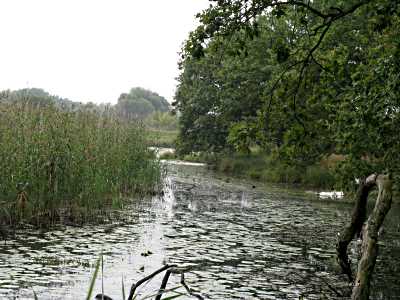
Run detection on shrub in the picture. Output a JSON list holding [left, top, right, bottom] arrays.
[[304, 165, 335, 189]]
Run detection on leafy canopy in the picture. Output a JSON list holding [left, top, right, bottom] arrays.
[[175, 0, 400, 186]]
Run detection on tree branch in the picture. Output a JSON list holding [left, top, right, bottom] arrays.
[[181, 273, 204, 300], [155, 269, 173, 300], [127, 264, 176, 300]]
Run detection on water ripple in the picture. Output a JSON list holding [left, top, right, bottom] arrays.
[[0, 163, 399, 299]]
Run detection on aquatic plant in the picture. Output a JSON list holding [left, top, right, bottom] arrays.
[[0, 102, 161, 226]]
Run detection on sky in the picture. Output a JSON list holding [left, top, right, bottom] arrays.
[[0, 0, 209, 104]]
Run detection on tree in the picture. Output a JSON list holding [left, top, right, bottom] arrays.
[[144, 111, 178, 131], [177, 1, 400, 298], [175, 11, 334, 163], [0, 88, 85, 112], [116, 87, 170, 119]]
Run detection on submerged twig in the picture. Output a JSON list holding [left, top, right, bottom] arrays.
[[180, 273, 204, 300]]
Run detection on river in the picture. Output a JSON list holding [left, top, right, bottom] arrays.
[[1, 161, 399, 299]]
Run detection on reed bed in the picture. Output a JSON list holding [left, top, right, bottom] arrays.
[[0, 102, 161, 226]]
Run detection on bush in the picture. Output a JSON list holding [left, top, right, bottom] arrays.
[[304, 165, 335, 189]]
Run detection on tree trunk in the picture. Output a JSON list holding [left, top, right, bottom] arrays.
[[336, 173, 393, 300], [351, 174, 392, 300], [336, 174, 377, 281]]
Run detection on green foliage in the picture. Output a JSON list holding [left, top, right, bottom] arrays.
[[1, 87, 171, 119], [0, 102, 161, 226], [176, 0, 400, 189], [181, 152, 218, 164], [144, 111, 178, 131], [227, 121, 258, 155], [117, 87, 170, 119], [0, 88, 78, 110], [118, 96, 155, 118], [129, 87, 170, 112], [147, 130, 178, 148], [214, 152, 335, 189], [304, 165, 336, 189]]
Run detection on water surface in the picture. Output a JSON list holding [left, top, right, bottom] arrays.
[[1, 161, 399, 299]]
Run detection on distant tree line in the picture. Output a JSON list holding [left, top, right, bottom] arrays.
[[116, 87, 170, 119], [0, 86, 172, 121]]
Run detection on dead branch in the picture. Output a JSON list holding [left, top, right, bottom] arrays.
[[127, 264, 176, 300], [180, 273, 205, 300], [154, 269, 172, 300]]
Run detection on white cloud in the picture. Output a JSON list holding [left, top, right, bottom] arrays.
[[0, 0, 209, 103]]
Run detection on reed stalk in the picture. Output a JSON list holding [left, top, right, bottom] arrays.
[[0, 101, 161, 226]]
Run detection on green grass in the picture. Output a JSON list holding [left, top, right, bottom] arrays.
[[0, 102, 161, 227], [147, 129, 178, 148], [212, 152, 336, 189]]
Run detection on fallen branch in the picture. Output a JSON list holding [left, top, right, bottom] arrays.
[[155, 269, 172, 300], [127, 264, 176, 300], [180, 273, 204, 300], [96, 263, 204, 300]]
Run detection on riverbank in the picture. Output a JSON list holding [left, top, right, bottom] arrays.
[[146, 129, 178, 148], [161, 150, 336, 190], [213, 153, 336, 190]]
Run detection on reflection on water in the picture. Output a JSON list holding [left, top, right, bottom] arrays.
[[1, 162, 399, 299]]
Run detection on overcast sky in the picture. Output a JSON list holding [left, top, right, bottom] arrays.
[[0, 0, 209, 104]]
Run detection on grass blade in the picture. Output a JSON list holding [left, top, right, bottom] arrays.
[[86, 255, 102, 300], [32, 289, 39, 300], [101, 254, 104, 297], [122, 275, 126, 300]]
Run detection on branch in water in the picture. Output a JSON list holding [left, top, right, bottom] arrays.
[[127, 264, 176, 300], [180, 272, 205, 300], [155, 269, 172, 300]]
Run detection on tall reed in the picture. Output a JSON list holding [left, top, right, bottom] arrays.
[[0, 101, 161, 226]]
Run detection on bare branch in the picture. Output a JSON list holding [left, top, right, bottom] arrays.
[[127, 264, 176, 300], [311, 54, 331, 73], [155, 269, 173, 300], [180, 273, 204, 300]]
